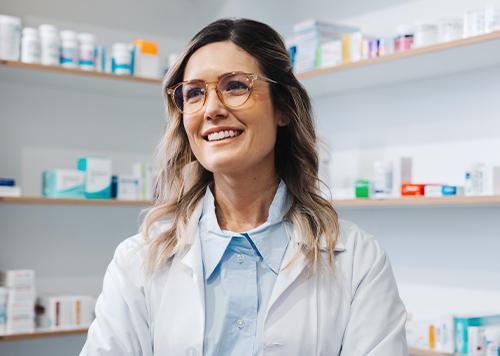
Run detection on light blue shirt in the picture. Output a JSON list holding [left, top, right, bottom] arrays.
[[199, 181, 291, 356]]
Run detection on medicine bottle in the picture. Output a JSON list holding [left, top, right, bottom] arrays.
[[78, 33, 96, 70], [111, 43, 132, 75], [21, 27, 40, 64], [60, 30, 78, 68], [0, 14, 22, 61], [39, 24, 60, 66], [395, 25, 414, 52]]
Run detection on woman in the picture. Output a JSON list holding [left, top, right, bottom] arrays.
[[81, 19, 408, 356]]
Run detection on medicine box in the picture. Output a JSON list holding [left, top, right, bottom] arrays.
[[42, 169, 84, 198], [454, 313, 500, 354], [77, 157, 112, 199]]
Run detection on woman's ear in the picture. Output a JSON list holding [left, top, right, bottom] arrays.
[[276, 111, 289, 127]]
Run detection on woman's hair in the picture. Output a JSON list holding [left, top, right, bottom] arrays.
[[142, 18, 339, 272]]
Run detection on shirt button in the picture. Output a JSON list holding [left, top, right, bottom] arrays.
[[236, 254, 244, 263], [236, 319, 245, 329]]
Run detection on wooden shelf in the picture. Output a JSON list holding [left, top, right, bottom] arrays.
[[0, 196, 152, 207], [2, 31, 500, 99], [333, 195, 500, 208], [297, 30, 500, 96], [409, 347, 457, 356], [1, 195, 499, 208], [0, 59, 161, 84], [0, 327, 88, 341]]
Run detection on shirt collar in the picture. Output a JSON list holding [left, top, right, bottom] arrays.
[[199, 180, 291, 279]]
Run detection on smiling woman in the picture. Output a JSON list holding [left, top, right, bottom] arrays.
[[80, 18, 409, 356]]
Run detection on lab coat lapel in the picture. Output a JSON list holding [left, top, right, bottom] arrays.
[[265, 238, 307, 315], [266, 224, 347, 317]]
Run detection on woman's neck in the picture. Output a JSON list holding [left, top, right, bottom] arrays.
[[212, 170, 279, 233]]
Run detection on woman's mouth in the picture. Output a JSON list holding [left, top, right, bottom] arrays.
[[204, 129, 243, 142]]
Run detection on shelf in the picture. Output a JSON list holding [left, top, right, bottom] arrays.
[[297, 30, 500, 96], [0, 60, 161, 84], [1, 195, 499, 208], [0, 60, 162, 99], [409, 347, 457, 356], [2, 31, 500, 99], [333, 195, 500, 208], [0, 196, 152, 207], [0, 327, 88, 341]]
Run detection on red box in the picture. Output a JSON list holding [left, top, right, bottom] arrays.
[[401, 183, 425, 196]]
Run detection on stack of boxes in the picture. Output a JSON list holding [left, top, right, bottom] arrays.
[[291, 20, 360, 72], [0, 270, 36, 334]]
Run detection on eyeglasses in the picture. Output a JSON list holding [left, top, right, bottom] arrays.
[[166, 71, 277, 114]]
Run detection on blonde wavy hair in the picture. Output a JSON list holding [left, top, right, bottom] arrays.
[[142, 18, 339, 272]]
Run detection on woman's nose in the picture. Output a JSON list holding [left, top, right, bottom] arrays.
[[203, 86, 227, 120]]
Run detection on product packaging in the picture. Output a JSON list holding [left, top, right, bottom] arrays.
[[77, 157, 112, 199], [133, 39, 160, 78], [42, 169, 85, 198]]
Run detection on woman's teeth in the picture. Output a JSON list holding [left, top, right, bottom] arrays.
[[207, 130, 242, 142]]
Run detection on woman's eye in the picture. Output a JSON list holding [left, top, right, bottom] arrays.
[[185, 87, 204, 101], [224, 80, 249, 93]]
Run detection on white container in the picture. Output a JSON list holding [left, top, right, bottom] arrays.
[[414, 22, 438, 48], [111, 43, 132, 75], [484, 6, 500, 33], [39, 24, 60, 66], [117, 175, 140, 200], [60, 30, 78, 68], [78, 33, 96, 70], [21, 27, 40, 64], [438, 18, 463, 43], [0, 14, 21, 61], [373, 161, 393, 198]]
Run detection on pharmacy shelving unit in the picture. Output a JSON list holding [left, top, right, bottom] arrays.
[[2, 28, 500, 356], [1, 195, 500, 208], [0, 328, 88, 341], [409, 348, 458, 356], [1, 29, 500, 95]]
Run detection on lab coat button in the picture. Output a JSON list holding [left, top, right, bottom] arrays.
[[236, 254, 244, 263], [236, 319, 245, 329]]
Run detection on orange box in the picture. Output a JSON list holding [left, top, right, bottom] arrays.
[[401, 183, 425, 196]]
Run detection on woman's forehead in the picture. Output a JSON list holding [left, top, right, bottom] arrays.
[[183, 41, 261, 81]]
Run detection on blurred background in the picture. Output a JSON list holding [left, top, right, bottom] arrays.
[[1, 0, 500, 355]]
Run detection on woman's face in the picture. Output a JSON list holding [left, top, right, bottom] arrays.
[[182, 41, 285, 177]]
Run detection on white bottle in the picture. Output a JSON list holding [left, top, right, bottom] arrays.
[[60, 30, 78, 68], [21, 27, 40, 64], [111, 43, 132, 75], [0, 14, 22, 61], [39, 24, 60, 66], [77, 33, 96, 70], [373, 161, 393, 198]]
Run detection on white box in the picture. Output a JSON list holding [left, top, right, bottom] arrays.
[[468, 326, 486, 355], [0, 270, 35, 289], [6, 315, 34, 333], [392, 157, 412, 198], [117, 175, 140, 200], [425, 185, 443, 197], [319, 40, 342, 68], [0, 186, 21, 197]]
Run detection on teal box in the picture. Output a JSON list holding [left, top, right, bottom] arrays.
[[42, 170, 85, 198], [77, 157, 112, 199], [454, 314, 500, 354]]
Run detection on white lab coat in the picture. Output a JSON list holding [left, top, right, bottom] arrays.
[[80, 199, 409, 356]]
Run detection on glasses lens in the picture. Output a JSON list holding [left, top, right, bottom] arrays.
[[173, 81, 206, 114], [218, 73, 251, 107]]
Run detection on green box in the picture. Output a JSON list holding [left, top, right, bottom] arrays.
[[355, 180, 370, 198]]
